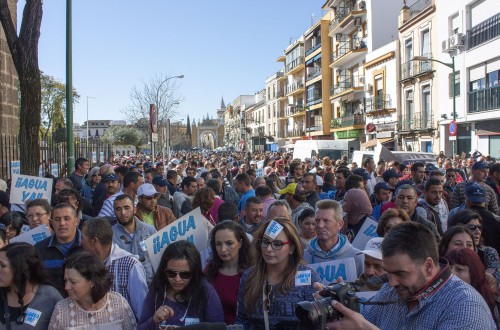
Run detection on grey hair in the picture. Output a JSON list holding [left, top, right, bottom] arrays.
[[395, 184, 418, 197], [82, 217, 113, 246], [86, 167, 101, 184], [315, 199, 343, 222], [267, 200, 292, 216]]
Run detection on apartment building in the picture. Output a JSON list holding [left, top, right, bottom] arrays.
[[243, 91, 266, 151], [398, 0, 440, 153], [224, 95, 256, 150], [265, 71, 286, 149], [361, 40, 399, 150], [437, 0, 500, 158], [324, 0, 400, 145]]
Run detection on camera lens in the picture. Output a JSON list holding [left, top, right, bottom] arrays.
[[295, 297, 339, 329]]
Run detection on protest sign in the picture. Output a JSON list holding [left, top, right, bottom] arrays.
[[144, 208, 213, 272], [92, 151, 97, 164], [308, 258, 357, 285], [100, 151, 105, 162], [374, 140, 397, 166], [10, 225, 51, 245], [351, 218, 379, 250], [256, 160, 265, 177], [10, 174, 53, 204], [51, 163, 59, 177], [10, 160, 20, 176]]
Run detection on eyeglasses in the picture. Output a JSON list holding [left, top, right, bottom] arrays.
[[258, 239, 290, 250], [467, 224, 482, 232], [165, 269, 192, 279], [141, 195, 159, 201], [27, 212, 48, 220]]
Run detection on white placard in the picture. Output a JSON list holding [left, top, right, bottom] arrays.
[[100, 151, 105, 161], [264, 220, 283, 239], [10, 225, 51, 245], [351, 218, 379, 250], [144, 208, 213, 272], [257, 160, 264, 169], [10, 174, 53, 204], [51, 163, 59, 177], [308, 258, 357, 285], [92, 151, 97, 164], [10, 160, 20, 176]]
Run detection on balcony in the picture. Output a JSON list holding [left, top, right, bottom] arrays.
[[285, 104, 306, 117], [400, 54, 432, 80], [469, 86, 500, 113], [331, 37, 367, 67], [284, 129, 305, 138], [330, 75, 364, 98], [306, 40, 321, 56], [331, 114, 365, 129], [306, 125, 323, 132], [286, 81, 305, 96], [306, 96, 322, 107], [468, 13, 500, 49], [398, 113, 435, 131], [277, 91, 286, 99], [408, 0, 432, 21], [306, 67, 322, 81], [286, 57, 305, 74], [329, 1, 367, 35], [364, 94, 394, 114]]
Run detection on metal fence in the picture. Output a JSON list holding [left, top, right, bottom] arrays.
[[0, 134, 113, 180]]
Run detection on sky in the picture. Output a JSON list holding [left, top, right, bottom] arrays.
[[18, 0, 326, 125]]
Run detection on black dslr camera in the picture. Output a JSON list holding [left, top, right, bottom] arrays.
[[295, 275, 388, 330], [295, 282, 360, 330]]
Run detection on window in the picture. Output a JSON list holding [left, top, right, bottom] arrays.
[[421, 29, 430, 56], [449, 70, 461, 97], [421, 85, 431, 129], [404, 38, 413, 62], [405, 90, 414, 130]]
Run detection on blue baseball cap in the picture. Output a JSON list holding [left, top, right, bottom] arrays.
[[352, 168, 371, 181], [382, 169, 402, 181], [471, 161, 489, 171], [103, 173, 119, 182], [465, 182, 487, 203], [374, 182, 394, 192], [152, 175, 168, 187]]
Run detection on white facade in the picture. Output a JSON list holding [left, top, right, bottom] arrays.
[[437, 0, 500, 158]]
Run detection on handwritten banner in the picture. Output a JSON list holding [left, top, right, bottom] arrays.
[[144, 208, 213, 272], [308, 258, 357, 285], [10, 225, 51, 245], [10, 160, 20, 176], [351, 218, 379, 250], [10, 174, 53, 204], [51, 163, 59, 177]]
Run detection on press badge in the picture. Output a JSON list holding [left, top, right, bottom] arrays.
[[295, 270, 311, 286], [139, 240, 147, 252], [184, 317, 200, 325], [24, 308, 42, 327]]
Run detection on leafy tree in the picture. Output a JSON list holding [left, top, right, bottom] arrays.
[[0, 0, 42, 175], [121, 74, 183, 136], [103, 126, 145, 151], [40, 73, 80, 141]]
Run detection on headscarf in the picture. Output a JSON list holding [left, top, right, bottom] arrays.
[[343, 188, 372, 226]]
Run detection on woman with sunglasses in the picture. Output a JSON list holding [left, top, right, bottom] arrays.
[[448, 209, 500, 284], [205, 221, 252, 325], [49, 251, 136, 329], [0, 243, 62, 329], [138, 240, 223, 329], [82, 167, 101, 200], [236, 217, 320, 329]]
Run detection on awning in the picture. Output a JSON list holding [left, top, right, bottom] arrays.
[[361, 138, 393, 149]]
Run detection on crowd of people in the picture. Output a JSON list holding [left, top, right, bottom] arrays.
[[0, 149, 499, 329]]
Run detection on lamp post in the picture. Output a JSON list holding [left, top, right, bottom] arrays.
[[412, 55, 456, 156], [86, 96, 96, 156]]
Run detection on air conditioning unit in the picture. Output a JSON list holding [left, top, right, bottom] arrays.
[[449, 33, 465, 49], [364, 83, 373, 93], [335, 33, 343, 42], [359, 76, 365, 84], [441, 39, 452, 53], [354, 17, 362, 27]]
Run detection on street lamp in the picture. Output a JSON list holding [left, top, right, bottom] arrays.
[[86, 96, 96, 155], [412, 55, 456, 156]]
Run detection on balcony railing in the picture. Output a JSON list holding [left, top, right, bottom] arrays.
[[398, 113, 434, 131], [469, 86, 500, 113], [408, 0, 432, 20], [285, 104, 306, 116], [401, 54, 432, 80], [277, 91, 285, 98], [284, 129, 305, 137], [287, 81, 305, 94], [306, 40, 321, 56], [306, 67, 322, 81], [331, 114, 365, 128], [330, 80, 351, 96], [364, 94, 393, 113], [332, 37, 367, 62], [286, 57, 305, 73], [468, 13, 500, 49], [306, 96, 322, 107], [330, 7, 351, 32], [306, 125, 323, 132]]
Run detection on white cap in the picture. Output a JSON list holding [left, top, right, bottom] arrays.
[[137, 183, 158, 197], [358, 237, 383, 260], [170, 158, 179, 165], [316, 175, 324, 186]]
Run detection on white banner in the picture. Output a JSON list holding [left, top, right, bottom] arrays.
[[10, 174, 53, 204], [308, 258, 357, 285], [10, 225, 51, 245], [10, 160, 20, 176], [351, 218, 379, 250], [51, 163, 59, 178], [92, 151, 97, 164], [144, 208, 213, 272]]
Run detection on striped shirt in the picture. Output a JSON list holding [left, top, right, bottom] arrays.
[[363, 274, 496, 329], [98, 190, 123, 218]]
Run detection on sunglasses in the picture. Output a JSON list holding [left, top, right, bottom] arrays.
[[165, 269, 192, 279], [92, 173, 101, 177], [467, 224, 482, 231]]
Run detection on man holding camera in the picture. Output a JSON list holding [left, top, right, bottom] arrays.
[[322, 222, 495, 329]]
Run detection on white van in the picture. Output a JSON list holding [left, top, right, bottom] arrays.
[[352, 150, 437, 166], [292, 140, 360, 161]]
